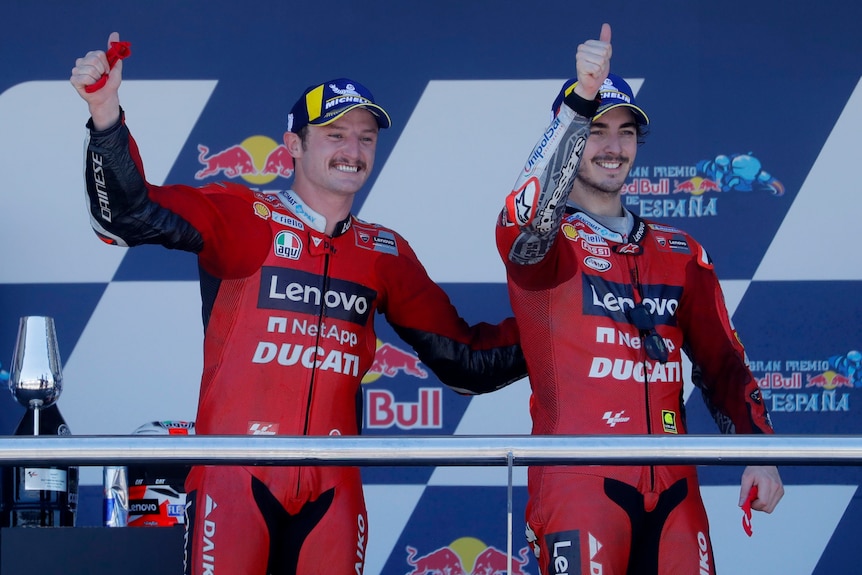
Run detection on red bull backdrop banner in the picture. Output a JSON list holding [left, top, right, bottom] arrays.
[[2, 1, 862, 573]]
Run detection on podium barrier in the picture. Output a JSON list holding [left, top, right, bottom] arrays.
[[0, 434, 858, 466], [0, 435, 859, 575]]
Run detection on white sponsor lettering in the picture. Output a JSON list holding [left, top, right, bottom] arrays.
[[90, 152, 112, 222], [366, 388, 442, 430], [201, 495, 217, 574], [588, 357, 682, 383], [269, 276, 368, 315], [596, 327, 677, 354], [553, 539, 572, 575], [698, 531, 710, 574], [252, 342, 360, 376], [292, 318, 359, 347], [590, 285, 678, 318], [589, 532, 604, 575], [327, 95, 370, 109], [354, 514, 367, 575]]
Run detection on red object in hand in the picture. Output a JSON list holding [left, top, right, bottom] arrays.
[[741, 485, 758, 537], [84, 41, 131, 93]]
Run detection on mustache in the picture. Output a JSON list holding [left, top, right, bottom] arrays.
[[593, 154, 630, 164]]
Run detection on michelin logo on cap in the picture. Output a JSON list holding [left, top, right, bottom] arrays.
[[287, 77, 392, 133]]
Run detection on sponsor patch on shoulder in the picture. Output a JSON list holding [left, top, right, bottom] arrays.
[[253, 191, 282, 205], [654, 233, 691, 254], [253, 201, 271, 219], [353, 223, 399, 255], [649, 223, 681, 233]]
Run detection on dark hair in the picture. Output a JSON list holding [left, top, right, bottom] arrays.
[[637, 123, 649, 146]]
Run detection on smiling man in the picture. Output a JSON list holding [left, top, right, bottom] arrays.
[[496, 23, 783, 575], [71, 32, 526, 575]]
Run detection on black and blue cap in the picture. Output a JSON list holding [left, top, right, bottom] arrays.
[[287, 77, 392, 133], [551, 73, 649, 125]]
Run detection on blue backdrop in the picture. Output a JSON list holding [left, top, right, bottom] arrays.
[[2, 1, 861, 573]]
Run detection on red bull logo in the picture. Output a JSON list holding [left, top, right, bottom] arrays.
[[366, 388, 441, 430], [405, 539, 531, 575], [672, 177, 720, 195], [405, 546, 467, 575], [806, 370, 853, 390], [757, 372, 803, 390], [471, 546, 530, 575], [363, 340, 438, 428], [195, 136, 294, 184], [620, 177, 670, 195], [364, 342, 428, 380], [196, 143, 256, 179]]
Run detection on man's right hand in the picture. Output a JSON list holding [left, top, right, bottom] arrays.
[[70, 31, 123, 130], [573, 23, 612, 102]]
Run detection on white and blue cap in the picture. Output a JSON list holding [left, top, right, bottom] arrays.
[[287, 77, 392, 133], [551, 73, 649, 125]]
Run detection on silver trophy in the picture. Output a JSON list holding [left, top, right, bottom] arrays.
[[9, 316, 64, 435]]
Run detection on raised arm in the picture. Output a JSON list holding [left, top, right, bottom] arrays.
[[496, 25, 611, 271]]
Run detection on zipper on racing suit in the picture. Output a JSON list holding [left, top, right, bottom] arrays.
[[297, 237, 333, 497], [629, 258, 656, 492]]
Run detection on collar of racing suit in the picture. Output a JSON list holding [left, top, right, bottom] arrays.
[[564, 204, 649, 253], [277, 189, 354, 237]]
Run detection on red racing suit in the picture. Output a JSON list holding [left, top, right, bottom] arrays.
[[496, 94, 773, 575], [83, 111, 525, 575]]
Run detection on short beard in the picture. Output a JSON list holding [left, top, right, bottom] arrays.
[[574, 171, 625, 197]]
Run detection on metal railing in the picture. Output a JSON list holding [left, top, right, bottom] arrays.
[[1, 434, 855, 575], [0, 434, 857, 467]]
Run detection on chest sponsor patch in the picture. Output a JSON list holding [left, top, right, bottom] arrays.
[[583, 256, 612, 272], [583, 275, 682, 326], [662, 410, 679, 433], [259, 267, 377, 325], [274, 230, 302, 259], [272, 210, 305, 230], [353, 223, 398, 255]]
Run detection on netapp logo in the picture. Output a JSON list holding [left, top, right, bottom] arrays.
[[258, 267, 377, 325]]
